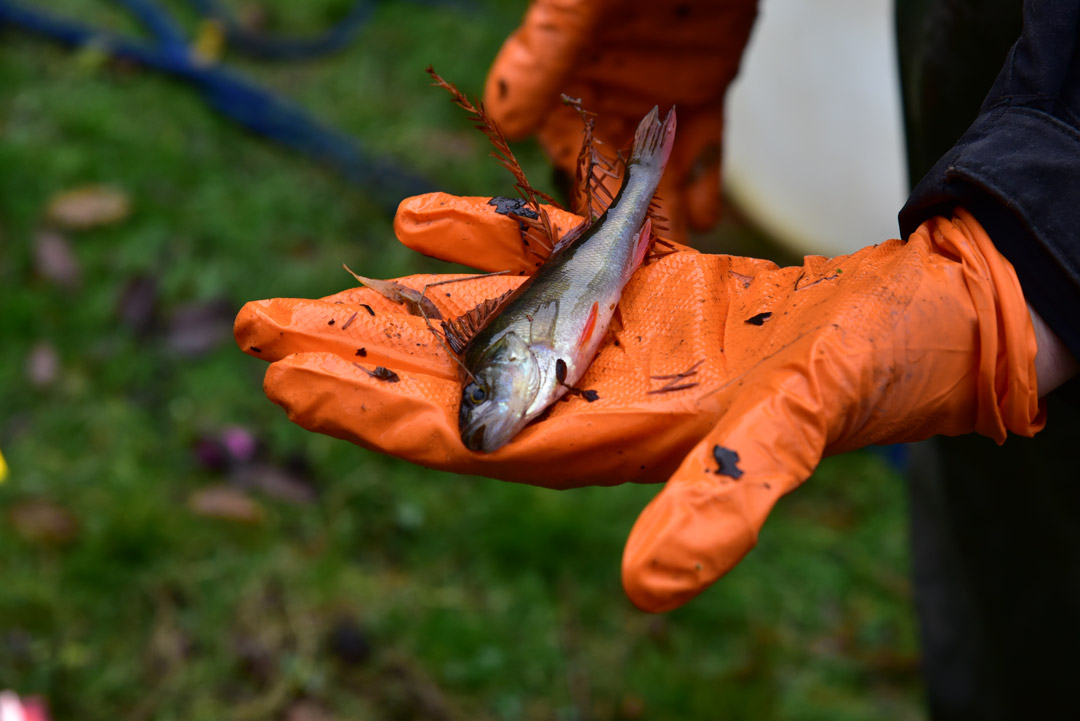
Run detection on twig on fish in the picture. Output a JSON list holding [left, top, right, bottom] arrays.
[[562, 93, 619, 223], [428, 66, 561, 257]]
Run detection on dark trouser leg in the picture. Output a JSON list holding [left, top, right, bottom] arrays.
[[907, 394, 1080, 719], [896, 0, 1080, 717]]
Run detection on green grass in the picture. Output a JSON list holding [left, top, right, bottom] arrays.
[[1, 2, 924, 719]]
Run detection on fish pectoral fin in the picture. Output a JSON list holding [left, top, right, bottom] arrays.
[[441, 288, 515, 355], [578, 301, 599, 348], [528, 299, 560, 345]]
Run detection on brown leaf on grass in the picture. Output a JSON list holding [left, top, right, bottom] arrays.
[[25, 342, 60, 388], [327, 615, 373, 666], [188, 485, 263, 523], [116, 274, 160, 335], [33, 230, 81, 288], [619, 694, 646, 720], [46, 185, 131, 230], [165, 298, 234, 357], [285, 700, 330, 721], [237, 2, 268, 32], [10, 499, 80, 546], [232, 462, 316, 505]]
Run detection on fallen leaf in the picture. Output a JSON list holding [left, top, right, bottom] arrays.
[[285, 700, 329, 721], [46, 185, 131, 230], [25, 343, 60, 388], [233, 462, 316, 504], [9, 499, 80, 546], [115, 274, 160, 335], [238, 2, 268, 33], [188, 485, 263, 524], [343, 265, 442, 320], [165, 298, 234, 357], [327, 615, 373, 666], [33, 231, 81, 288], [618, 694, 645, 720]]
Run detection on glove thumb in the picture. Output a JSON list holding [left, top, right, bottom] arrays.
[[483, 0, 615, 138], [621, 378, 828, 613]]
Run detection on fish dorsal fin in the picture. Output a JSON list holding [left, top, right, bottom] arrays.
[[514, 206, 562, 261], [428, 66, 561, 256], [642, 193, 678, 264], [440, 287, 516, 355], [563, 94, 623, 222], [646, 194, 671, 236]]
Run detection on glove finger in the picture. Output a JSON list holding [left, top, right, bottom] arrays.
[[668, 105, 723, 233], [264, 350, 464, 451], [234, 274, 526, 377], [237, 298, 457, 380], [261, 349, 713, 489], [621, 373, 829, 613], [395, 193, 585, 273], [483, 0, 618, 138]]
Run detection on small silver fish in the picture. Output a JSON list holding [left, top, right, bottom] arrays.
[[450, 106, 677, 452]]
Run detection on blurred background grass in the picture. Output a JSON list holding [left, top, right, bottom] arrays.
[[0, 1, 924, 719]]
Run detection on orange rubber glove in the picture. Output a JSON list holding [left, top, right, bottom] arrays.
[[483, 0, 758, 239], [234, 193, 1044, 612]]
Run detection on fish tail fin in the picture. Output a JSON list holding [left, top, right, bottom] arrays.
[[629, 107, 677, 171]]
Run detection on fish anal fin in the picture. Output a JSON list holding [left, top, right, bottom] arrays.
[[606, 305, 626, 348]]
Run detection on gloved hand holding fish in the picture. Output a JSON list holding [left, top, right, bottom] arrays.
[[236, 66, 1045, 610], [482, 0, 758, 241]]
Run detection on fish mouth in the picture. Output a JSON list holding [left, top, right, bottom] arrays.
[[464, 425, 488, 453]]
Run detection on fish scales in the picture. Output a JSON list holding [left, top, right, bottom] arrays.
[[458, 106, 677, 452]]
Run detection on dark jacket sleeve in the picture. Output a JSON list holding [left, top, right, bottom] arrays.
[[898, 0, 1080, 361]]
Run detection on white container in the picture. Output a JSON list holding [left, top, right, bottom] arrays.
[[724, 0, 908, 256]]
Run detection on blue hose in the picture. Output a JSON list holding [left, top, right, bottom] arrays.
[[0, 0, 437, 214]]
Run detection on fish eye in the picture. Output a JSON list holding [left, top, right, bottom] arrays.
[[468, 385, 487, 404]]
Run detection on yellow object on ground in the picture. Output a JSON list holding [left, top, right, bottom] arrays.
[[0, 448, 8, 483]]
